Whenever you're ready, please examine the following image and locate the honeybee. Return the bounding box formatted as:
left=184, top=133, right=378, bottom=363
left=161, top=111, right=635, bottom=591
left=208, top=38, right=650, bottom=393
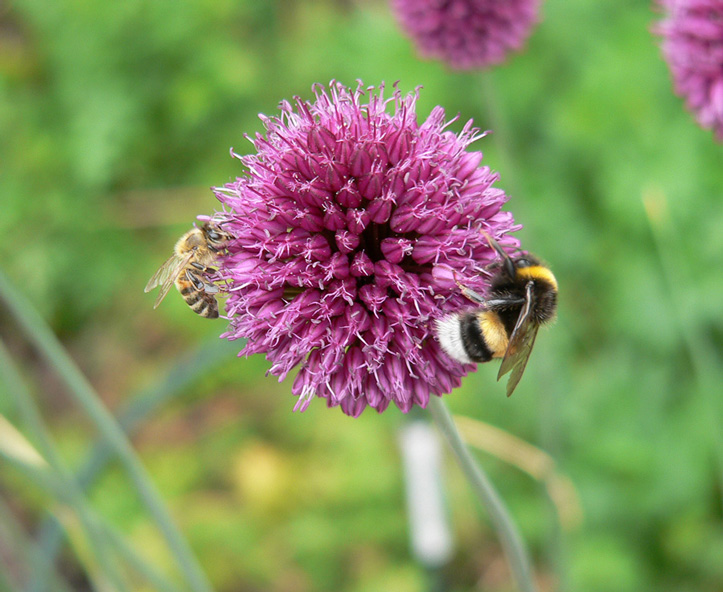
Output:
left=435, top=233, right=558, bottom=396
left=144, top=222, right=231, bottom=318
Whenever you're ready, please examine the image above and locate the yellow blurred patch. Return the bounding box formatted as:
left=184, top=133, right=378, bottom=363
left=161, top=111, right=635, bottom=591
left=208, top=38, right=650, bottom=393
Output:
left=232, top=440, right=293, bottom=514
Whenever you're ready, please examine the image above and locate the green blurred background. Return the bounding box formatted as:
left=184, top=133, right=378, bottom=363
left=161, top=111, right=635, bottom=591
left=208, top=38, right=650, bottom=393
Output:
left=1, top=0, right=722, bottom=590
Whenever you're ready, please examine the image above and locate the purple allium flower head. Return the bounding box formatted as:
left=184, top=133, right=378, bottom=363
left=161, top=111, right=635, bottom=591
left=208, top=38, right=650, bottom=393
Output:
left=391, top=0, right=541, bottom=70
left=211, top=81, right=520, bottom=416
left=656, top=0, right=723, bottom=140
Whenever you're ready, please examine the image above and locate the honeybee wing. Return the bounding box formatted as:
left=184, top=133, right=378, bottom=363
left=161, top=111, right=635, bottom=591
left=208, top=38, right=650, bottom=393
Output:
left=497, top=281, right=539, bottom=397
left=144, top=252, right=194, bottom=309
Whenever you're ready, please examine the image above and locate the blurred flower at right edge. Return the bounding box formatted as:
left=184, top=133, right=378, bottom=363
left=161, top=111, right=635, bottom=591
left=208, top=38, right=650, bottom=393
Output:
left=655, top=0, right=723, bottom=141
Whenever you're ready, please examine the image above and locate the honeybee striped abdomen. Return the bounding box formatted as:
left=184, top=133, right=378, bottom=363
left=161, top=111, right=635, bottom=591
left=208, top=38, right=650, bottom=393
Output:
left=144, top=222, right=230, bottom=318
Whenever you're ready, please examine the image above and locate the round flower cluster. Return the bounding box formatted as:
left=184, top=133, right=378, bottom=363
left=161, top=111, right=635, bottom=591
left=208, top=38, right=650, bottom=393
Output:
left=391, top=0, right=541, bottom=70
left=657, top=0, right=723, bottom=140
left=211, top=81, right=520, bottom=416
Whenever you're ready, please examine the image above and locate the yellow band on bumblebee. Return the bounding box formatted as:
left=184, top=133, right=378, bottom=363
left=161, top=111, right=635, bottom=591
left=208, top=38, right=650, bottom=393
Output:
left=516, top=265, right=558, bottom=290
left=477, top=311, right=509, bottom=358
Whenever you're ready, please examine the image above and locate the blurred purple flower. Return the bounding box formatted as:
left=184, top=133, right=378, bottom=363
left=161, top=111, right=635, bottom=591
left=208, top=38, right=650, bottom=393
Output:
left=656, top=0, right=723, bottom=140
left=391, top=0, right=541, bottom=70
left=211, top=81, right=519, bottom=416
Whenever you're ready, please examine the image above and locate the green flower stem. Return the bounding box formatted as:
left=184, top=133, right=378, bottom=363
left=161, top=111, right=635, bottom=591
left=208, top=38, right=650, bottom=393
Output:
left=0, top=269, right=213, bottom=592
left=427, top=395, right=537, bottom=592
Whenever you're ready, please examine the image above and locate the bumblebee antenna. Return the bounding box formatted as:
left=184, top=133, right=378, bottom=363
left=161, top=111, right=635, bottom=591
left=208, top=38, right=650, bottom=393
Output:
left=481, top=231, right=516, bottom=280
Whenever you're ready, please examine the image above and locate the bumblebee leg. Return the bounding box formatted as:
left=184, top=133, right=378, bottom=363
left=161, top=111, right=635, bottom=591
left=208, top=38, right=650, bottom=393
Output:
left=460, top=285, right=486, bottom=304
left=452, top=270, right=486, bottom=304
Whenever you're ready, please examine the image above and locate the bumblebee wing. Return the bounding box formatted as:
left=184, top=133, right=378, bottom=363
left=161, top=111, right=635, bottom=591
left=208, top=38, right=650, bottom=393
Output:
left=497, top=281, right=538, bottom=397
left=501, top=323, right=539, bottom=397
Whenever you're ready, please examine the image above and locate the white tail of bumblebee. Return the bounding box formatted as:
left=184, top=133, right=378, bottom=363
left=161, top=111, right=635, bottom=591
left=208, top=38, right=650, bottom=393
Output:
left=435, top=315, right=473, bottom=364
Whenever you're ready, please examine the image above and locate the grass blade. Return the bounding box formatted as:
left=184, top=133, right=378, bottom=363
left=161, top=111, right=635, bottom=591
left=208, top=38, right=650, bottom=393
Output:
left=0, top=565, right=19, bottom=592
left=642, top=188, right=723, bottom=504
left=453, top=415, right=583, bottom=531
left=0, top=410, right=181, bottom=592
left=1, top=339, right=187, bottom=592
left=0, top=413, right=119, bottom=592
left=0, top=498, right=75, bottom=592
left=31, top=338, right=237, bottom=592
left=0, top=269, right=213, bottom=592
left=0, top=339, right=132, bottom=591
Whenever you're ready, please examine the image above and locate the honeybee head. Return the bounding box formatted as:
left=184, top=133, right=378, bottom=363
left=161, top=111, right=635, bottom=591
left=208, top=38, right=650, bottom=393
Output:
left=202, top=223, right=231, bottom=247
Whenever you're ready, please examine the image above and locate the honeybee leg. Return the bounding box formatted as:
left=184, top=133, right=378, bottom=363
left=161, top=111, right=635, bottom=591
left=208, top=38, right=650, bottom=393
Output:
left=189, top=261, right=216, bottom=273
left=186, top=268, right=219, bottom=294
left=185, top=270, right=206, bottom=291
left=452, top=270, right=486, bottom=305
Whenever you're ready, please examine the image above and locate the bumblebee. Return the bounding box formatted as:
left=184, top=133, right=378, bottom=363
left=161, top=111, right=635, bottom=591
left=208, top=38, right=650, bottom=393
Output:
left=144, top=222, right=231, bottom=318
left=435, top=233, right=558, bottom=396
